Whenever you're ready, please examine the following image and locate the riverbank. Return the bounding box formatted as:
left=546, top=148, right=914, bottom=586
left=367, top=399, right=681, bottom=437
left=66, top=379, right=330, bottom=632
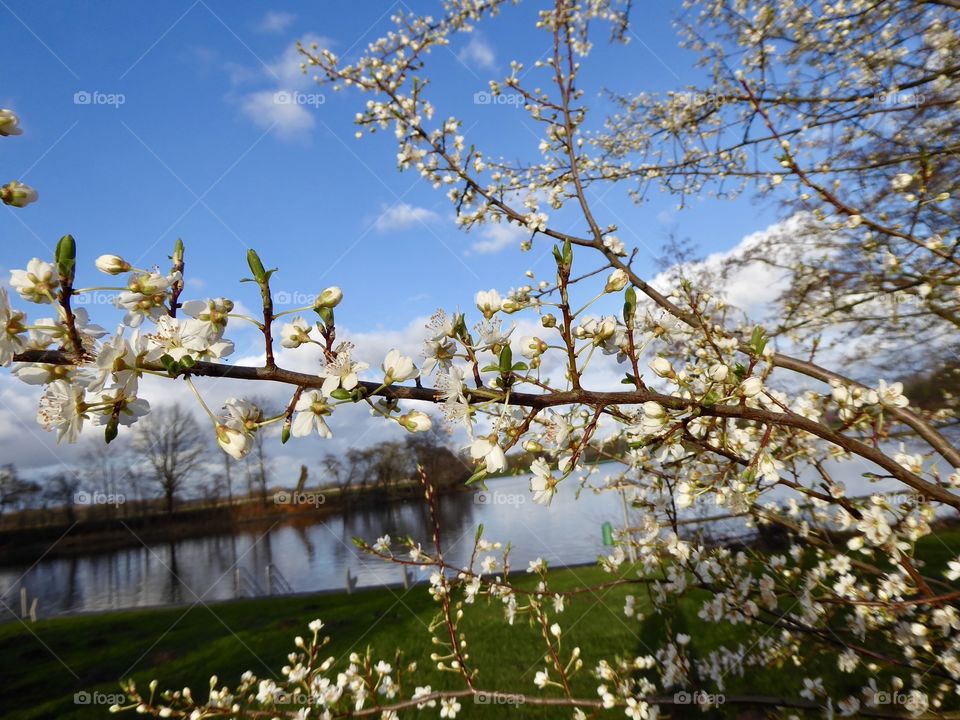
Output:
left=0, top=480, right=472, bottom=566
left=3, top=529, right=959, bottom=719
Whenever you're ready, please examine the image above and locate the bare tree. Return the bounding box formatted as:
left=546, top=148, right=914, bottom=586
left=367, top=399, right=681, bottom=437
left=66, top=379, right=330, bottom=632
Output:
left=44, top=473, right=81, bottom=523
left=0, top=464, right=39, bottom=516
left=132, top=404, right=206, bottom=514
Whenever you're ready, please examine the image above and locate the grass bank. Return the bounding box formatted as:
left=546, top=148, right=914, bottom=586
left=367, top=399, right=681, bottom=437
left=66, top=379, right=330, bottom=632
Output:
left=3, top=530, right=958, bottom=719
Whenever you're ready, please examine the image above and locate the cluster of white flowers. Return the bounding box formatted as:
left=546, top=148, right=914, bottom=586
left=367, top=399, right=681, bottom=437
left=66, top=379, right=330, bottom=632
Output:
left=4, top=1, right=960, bottom=715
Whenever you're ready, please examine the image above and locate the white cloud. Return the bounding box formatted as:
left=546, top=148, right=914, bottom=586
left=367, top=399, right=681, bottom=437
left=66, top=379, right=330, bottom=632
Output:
left=233, top=33, right=332, bottom=141
left=374, top=203, right=439, bottom=233
left=265, top=33, right=331, bottom=87
left=468, top=222, right=526, bottom=254
left=458, top=35, right=496, bottom=70
left=257, top=10, right=297, bottom=34
left=240, top=89, right=314, bottom=139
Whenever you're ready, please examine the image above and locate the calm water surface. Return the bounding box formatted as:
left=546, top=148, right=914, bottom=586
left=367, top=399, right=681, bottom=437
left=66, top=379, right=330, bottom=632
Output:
left=0, top=464, right=910, bottom=618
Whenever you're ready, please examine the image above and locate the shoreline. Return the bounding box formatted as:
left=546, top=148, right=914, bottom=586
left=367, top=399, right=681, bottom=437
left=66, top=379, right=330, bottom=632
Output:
left=0, top=480, right=473, bottom=566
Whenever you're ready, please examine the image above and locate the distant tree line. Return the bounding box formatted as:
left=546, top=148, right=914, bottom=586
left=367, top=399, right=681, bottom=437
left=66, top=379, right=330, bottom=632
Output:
left=0, top=402, right=468, bottom=527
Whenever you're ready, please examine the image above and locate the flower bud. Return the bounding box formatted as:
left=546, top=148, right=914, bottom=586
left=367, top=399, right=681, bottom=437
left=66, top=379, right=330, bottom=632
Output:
left=0, top=109, right=23, bottom=136
left=604, top=268, right=629, bottom=293
left=739, top=377, right=763, bottom=398
left=593, top=316, right=616, bottom=344
left=500, top=298, right=522, bottom=314
left=708, top=363, right=728, bottom=382
left=519, top=336, right=547, bottom=359
left=475, top=289, right=502, bottom=319
left=642, top=401, right=665, bottom=418
left=649, top=357, right=673, bottom=378
left=523, top=439, right=543, bottom=453
left=891, top=173, right=912, bottom=191
left=216, top=424, right=252, bottom=460
left=541, top=313, right=557, bottom=328
left=314, top=286, right=343, bottom=309
left=1, top=180, right=38, bottom=208
left=95, top=254, right=132, bottom=275
left=398, top=411, right=432, bottom=433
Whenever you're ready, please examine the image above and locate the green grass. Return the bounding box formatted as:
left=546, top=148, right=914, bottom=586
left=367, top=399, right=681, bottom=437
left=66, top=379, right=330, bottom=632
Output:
left=0, top=565, right=642, bottom=719
left=2, top=528, right=958, bottom=719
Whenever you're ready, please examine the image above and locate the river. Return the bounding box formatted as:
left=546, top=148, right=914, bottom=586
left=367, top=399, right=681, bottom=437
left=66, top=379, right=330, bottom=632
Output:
left=0, top=462, right=917, bottom=618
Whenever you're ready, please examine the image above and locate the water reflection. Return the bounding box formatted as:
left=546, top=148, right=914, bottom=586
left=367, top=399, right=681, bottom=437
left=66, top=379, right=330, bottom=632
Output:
left=0, top=463, right=918, bottom=618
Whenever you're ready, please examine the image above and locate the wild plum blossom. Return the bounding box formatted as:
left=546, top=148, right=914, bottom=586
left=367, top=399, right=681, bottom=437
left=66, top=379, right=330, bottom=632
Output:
left=470, top=435, right=506, bottom=473
left=11, top=362, right=75, bottom=385
left=381, top=349, right=418, bottom=384
left=10, top=259, right=58, bottom=304
left=439, top=698, right=461, bottom=718
left=0, top=288, right=26, bottom=365
left=144, top=315, right=233, bottom=362
left=280, top=316, right=312, bottom=348
left=90, top=386, right=150, bottom=427
left=87, top=331, right=141, bottom=393
left=530, top=458, right=557, bottom=505
left=945, top=558, right=960, bottom=582
left=412, top=686, right=436, bottom=709
left=181, top=298, right=232, bottom=341
left=291, top=390, right=333, bottom=439
left=876, top=379, right=909, bottom=408
left=319, top=342, right=367, bottom=395
left=37, top=380, right=87, bottom=443
left=475, top=289, right=502, bottom=319
left=602, top=235, right=625, bottom=255
left=116, top=270, right=180, bottom=327
left=518, top=335, right=547, bottom=360
left=856, top=505, right=892, bottom=546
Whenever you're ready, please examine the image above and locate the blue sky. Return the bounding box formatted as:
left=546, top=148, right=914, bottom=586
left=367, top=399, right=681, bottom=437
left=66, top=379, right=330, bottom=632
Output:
left=0, top=1, right=785, bottom=475
left=0, top=1, right=779, bottom=324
